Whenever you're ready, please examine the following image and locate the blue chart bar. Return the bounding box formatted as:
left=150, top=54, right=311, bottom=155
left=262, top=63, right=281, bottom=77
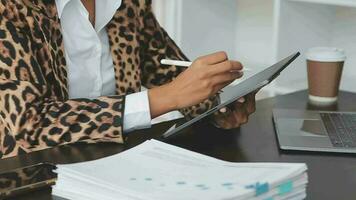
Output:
left=245, top=182, right=270, bottom=196
left=278, top=181, right=293, bottom=195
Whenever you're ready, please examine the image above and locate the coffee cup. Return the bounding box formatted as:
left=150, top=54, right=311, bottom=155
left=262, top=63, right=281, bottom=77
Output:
left=306, top=47, right=346, bottom=106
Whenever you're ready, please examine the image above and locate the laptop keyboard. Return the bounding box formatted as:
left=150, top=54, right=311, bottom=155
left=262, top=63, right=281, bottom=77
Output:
left=320, top=113, right=356, bottom=148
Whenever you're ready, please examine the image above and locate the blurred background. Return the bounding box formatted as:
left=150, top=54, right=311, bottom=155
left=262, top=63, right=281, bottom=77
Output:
left=152, top=0, right=356, bottom=100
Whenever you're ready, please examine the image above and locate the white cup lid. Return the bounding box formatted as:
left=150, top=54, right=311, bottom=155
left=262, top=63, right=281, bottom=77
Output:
left=306, top=47, right=346, bottom=62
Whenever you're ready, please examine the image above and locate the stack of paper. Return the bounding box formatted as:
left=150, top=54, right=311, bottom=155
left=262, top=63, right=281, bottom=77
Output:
left=52, top=140, right=308, bottom=200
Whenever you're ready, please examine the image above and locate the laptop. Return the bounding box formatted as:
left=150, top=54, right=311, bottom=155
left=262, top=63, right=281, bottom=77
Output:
left=162, top=52, right=300, bottom=139
left=273, top=109, right=356, bottom=153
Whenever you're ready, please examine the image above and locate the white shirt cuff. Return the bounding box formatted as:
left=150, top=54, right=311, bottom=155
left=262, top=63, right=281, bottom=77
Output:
left=123, top=91, right=152, bottom=133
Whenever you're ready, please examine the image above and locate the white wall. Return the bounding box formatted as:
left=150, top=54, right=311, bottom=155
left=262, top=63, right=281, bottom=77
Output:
left=153, top=0, right=183, bottom=46
left=179, top=0, right=238, bottom=60
left=332, top=6, right=356, bottom=92
left=235, top=0, right=275, bottom=67
left=275, top=1, right=356, bottom=94
left=275, top=1, right=335, bottom=92
left=153, top=0, right=356, bottom=99
left=154, top=0, right=239, bottom=61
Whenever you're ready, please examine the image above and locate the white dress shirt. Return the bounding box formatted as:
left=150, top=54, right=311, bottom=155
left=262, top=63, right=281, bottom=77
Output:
left=55, top=0, right=151, bottom=133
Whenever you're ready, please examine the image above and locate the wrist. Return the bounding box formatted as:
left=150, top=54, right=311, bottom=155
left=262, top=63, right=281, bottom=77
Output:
left=164, top=83, right=179, bottom=110
left=148, top=83, right=178, bottom=118
left=158, top=83, right=179, bottom=111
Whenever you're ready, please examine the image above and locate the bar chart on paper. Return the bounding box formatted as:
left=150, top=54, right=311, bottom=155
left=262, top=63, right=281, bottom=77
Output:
left=53, top=140, right=308, bottom=200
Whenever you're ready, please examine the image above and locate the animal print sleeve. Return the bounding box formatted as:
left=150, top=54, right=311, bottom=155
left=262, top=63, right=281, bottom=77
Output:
left=138, top=0, right=220, bottom=119
left=0, top=6, right=128, bottom=159
left=0, top=77, right=126, bottom=157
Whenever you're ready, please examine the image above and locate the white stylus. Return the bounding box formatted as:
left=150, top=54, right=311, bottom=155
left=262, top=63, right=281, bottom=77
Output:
left=161, top=59, right=192, bottom=67
left=160, top=59, right=252, bottom=72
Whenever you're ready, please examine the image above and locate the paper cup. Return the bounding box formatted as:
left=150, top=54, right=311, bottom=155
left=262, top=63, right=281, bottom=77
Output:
left=306, top=47, right=346, bottom=106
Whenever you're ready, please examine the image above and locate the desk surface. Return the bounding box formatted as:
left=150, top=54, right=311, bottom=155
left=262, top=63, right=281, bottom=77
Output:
left=2, top=90, right=356, bottom=200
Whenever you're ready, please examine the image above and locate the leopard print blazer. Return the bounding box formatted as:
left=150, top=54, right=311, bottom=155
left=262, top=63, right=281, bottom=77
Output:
left=0, top=0, right=218, bottom=159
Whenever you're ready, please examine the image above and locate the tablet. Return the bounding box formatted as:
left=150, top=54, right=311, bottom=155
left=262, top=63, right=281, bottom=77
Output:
left=162, top=52, right=300, bottom=139
left=0, top=163, right=57, bottom=198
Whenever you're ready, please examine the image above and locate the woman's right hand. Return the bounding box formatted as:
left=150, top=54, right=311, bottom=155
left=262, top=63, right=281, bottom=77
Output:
left=148, top=51, right=244, bottom=118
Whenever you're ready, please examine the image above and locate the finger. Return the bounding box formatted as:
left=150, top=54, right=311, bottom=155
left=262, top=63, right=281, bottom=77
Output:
left=222, top=112, right=237, bottom=129
left=213, top=112, right=231, bottom=129
left=210, top=60, right=243, bottom=74
left=247, top=99, right=256, bottom=114
left=245, top=93, right=256, bottom=114
left=196, top=51, right=228, bottom=65
left=233, top=108, right=249, bottom=125
left=219, top=107, right=227, bottom=113
left=249, top=102, right=256, bottom=114
left=238, top=97, right=245, bottom=103
left=248, top=91, right=258, bottom=98
left=233, top=97, right=247, bottom=110
left=231, top=98, right=245, bottom=110
left=214, top=108, right=237, bottom=129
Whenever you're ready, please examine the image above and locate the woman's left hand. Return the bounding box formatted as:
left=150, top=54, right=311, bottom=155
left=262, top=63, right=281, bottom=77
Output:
left=212, top=91, right=258, bottom=129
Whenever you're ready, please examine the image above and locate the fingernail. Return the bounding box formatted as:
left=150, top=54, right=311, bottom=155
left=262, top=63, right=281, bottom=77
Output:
left=219, top=108, right=227, bottom=113
left=238, top=97, right=245, bottom=103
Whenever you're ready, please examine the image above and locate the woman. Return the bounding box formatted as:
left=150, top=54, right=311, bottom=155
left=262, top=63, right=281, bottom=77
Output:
left=0, top=0, right=257, bottom=158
